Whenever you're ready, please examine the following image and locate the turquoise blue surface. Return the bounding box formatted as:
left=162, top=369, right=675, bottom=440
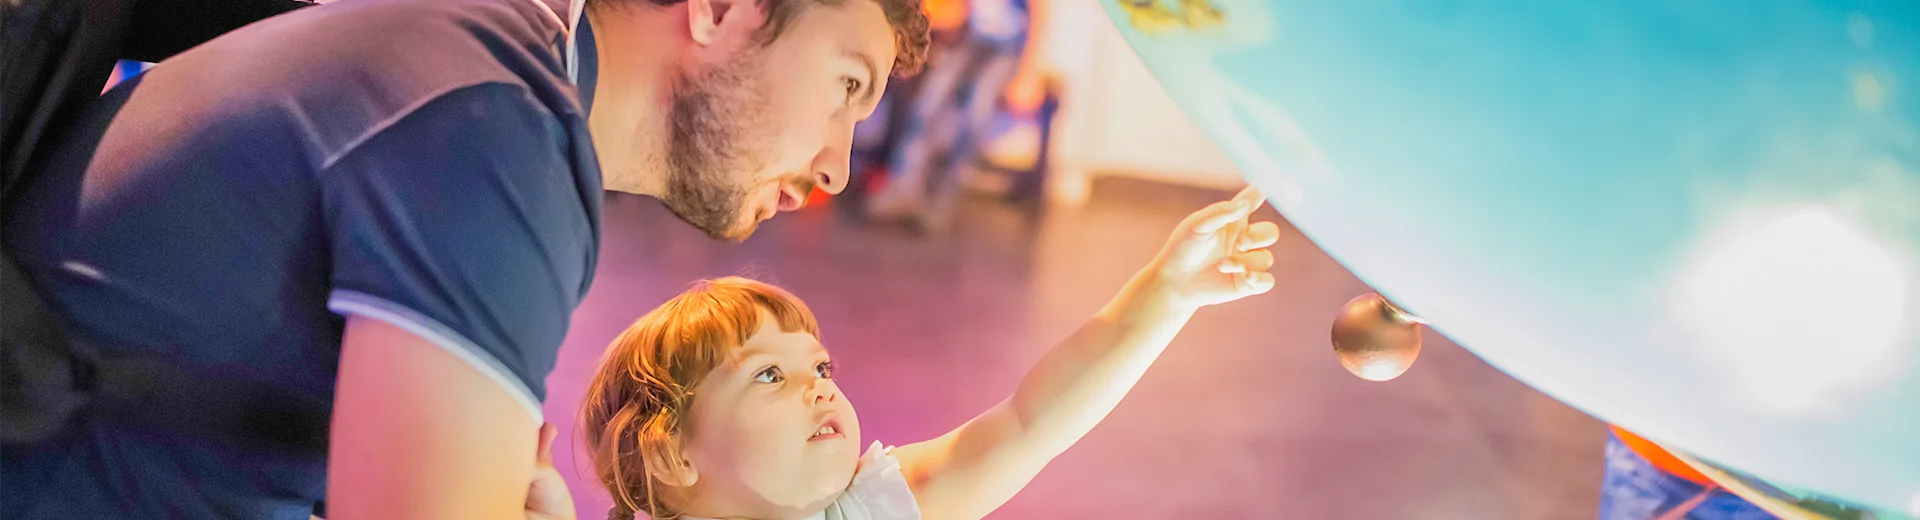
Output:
left=1099, top=0, right=1919, bottom=514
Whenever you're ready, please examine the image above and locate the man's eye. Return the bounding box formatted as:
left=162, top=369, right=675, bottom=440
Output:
left=843, top=77, right=863, bottom=99
left=754, top=367, right=782, bottom=384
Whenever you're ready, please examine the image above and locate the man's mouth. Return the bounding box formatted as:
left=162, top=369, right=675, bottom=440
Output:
left=777, top=185, right=806, bottom=212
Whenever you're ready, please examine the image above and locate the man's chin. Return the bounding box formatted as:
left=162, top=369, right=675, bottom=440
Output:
left=717, top=223, right=757, bottom=243
left=660, top=203, right=758, bottom=242
left=702, top=218, right=759, bottom=243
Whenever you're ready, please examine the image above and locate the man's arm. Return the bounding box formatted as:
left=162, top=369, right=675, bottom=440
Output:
left=326, top=316, right=539, bottom=520
left=316, top=84, right=595, bottom=520
left=891, top=188, right=1279, bottom=520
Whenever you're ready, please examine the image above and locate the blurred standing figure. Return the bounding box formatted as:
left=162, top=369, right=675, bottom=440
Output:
left=860, top=0, right=1050, bottom=234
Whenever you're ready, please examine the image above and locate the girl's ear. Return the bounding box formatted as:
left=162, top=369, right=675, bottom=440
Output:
left=645, top=434, right=700, bottom=488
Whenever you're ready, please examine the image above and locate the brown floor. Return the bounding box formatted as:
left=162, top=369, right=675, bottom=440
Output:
left=541, top=178, right=1607, bottom=519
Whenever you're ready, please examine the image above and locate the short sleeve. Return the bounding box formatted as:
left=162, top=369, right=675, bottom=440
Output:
left=320, top=83, right=595, bottom=420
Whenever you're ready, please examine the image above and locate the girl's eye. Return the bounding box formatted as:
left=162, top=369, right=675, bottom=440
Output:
left=754, top=366, right=783, bottom=384
left=815, top=361, right=834, bottom=379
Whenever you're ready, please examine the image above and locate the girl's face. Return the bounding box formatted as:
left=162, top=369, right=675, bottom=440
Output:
left=677, top=312, right=862, bottom=519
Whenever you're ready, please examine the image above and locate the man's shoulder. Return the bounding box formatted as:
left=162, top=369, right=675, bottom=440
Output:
left=193, top=0, right=564, bottom=75
left=334, top=82, right=574, bottom=169
left=144, top=0, right=578, bottom=166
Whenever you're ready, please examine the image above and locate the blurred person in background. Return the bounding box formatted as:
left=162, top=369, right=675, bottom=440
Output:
left=852, top=0, right=1052, bottom=234
left=843, top=0, right=965, bottom=183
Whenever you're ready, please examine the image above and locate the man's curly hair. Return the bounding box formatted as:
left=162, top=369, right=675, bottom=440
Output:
left=598, top=0, right=931, bottom=76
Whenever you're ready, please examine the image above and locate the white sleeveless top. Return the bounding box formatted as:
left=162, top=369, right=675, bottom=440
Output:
left=681, top=442, right=922, bottom=520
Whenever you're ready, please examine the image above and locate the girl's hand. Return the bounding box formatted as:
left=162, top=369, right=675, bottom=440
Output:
left=1146, top=186, right=1281, bottom=309
left=891, top=187, right=1282, bottom=520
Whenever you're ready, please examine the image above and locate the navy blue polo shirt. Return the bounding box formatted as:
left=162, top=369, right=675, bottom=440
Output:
left=0, top=0, right=603, bottom=516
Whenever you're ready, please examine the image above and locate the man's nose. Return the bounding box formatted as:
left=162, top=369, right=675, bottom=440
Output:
left=810, top=121, right=855, bottom=195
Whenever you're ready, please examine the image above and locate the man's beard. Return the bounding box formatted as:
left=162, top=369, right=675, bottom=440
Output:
left=661, top=52, right=773, bottom=241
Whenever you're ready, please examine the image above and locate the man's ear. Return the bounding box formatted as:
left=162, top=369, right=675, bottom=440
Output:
left=685, top=0, right=760, bottom=47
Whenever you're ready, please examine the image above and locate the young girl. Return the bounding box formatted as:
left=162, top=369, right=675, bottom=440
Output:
left=582, top=187, right=1280, bottom=520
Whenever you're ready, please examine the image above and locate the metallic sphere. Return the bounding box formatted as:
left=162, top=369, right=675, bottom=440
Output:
left=1330, top=293, right=1423, bottom=382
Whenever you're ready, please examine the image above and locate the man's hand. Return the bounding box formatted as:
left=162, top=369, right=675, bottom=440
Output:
left=1147, top=186, right=1281, bottom=309
left=525, top=423, right=576, bottom=520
